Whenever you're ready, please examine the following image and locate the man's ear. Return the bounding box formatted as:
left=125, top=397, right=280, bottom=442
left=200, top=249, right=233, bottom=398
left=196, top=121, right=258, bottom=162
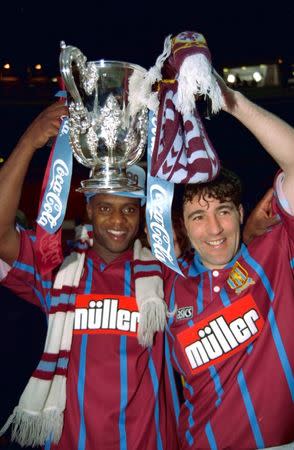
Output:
left=239, top=204, right=244, bottom=225
left=86, top=202, right=93, bottom=221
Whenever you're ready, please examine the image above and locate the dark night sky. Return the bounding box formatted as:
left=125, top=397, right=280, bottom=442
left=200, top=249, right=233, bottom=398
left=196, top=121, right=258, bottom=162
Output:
left=1, top=3, right=294, bottom=73
left=1, top=2, right=294, bottom=214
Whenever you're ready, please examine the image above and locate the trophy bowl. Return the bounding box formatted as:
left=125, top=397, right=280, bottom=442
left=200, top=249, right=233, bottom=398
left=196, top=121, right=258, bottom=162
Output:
left=59, top=42, right=148, bottom=193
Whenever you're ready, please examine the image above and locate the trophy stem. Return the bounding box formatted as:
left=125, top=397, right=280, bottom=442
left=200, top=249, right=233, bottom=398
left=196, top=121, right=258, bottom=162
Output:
left=76, top=164, right=142, bottom=193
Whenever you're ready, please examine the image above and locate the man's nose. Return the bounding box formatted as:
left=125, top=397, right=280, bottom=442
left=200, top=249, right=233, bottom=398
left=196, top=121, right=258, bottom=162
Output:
left=110, top=210, right=125, bottom=225
left=207, top=214, right=223, bottom=235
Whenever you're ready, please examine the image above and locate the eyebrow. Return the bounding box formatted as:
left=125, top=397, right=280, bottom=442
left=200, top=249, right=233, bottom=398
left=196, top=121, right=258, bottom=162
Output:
left=95, top=201, right=139, bottom=208
left=186, top=202, right=234, bottom=220
left=121, top=202, right=140, bottom=208
left=94, top=201, right=112, bottom=207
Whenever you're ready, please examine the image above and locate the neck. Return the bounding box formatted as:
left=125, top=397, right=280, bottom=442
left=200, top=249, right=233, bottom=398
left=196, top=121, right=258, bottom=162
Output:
left=92, top=241, right=132, bottom=264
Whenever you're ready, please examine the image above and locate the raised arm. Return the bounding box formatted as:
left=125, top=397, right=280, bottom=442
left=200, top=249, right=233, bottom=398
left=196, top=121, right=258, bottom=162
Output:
left=0, top=102, right=68, bottom=265
left=215, top=72, right=294, bottom=211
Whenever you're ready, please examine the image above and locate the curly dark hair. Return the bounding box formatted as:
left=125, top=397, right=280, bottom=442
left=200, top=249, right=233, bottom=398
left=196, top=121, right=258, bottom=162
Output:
left=183, top=167, right=242, bottom=208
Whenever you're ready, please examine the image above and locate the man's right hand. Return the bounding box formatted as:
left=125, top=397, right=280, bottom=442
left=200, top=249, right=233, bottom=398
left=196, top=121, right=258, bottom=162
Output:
left=243, top=188, right=281, bottom=245
left=18, top=102, right=68, bottom=152
left=0, top=102, right=68, bottom=267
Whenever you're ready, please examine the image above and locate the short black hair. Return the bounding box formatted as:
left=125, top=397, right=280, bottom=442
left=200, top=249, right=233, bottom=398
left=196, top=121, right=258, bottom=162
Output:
left=183, top=167, right=242, bottom=209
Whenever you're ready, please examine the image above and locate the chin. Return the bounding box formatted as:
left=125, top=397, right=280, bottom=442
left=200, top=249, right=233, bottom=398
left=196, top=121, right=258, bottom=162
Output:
left=109, top=241, right=132, bottom=253
left=108, top=244, right=127, bottom=254
left=206, top=256, right=231, bottom=269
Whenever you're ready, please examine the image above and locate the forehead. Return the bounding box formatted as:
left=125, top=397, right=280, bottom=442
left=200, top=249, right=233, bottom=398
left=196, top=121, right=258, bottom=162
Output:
left=184, top=195, right=234, bottom=212
left=90, top=193, right=140, bottom=207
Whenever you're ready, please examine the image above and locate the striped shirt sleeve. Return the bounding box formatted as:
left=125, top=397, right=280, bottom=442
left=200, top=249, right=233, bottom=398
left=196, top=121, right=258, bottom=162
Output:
left=1, top=229, right=53, bottom=312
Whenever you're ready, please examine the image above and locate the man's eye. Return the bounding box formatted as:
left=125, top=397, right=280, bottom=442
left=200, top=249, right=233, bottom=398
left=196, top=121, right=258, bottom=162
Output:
left=123, top=207, right=136, bottom=214
left=99, top=206, right=110, bottom=213
left=219, top=209, right=230, bottom=215
left=192, top=215, right=203, bottom=221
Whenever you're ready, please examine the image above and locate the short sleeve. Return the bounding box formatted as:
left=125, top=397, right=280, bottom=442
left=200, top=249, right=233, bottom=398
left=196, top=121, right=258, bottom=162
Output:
left=1, top=229, right=53, bottom=312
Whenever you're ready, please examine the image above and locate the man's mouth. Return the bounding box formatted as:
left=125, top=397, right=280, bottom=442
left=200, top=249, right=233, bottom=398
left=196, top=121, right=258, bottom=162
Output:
left=107, top=229, right=127, bottom=239
left=206, top=238, right=226, bottom=247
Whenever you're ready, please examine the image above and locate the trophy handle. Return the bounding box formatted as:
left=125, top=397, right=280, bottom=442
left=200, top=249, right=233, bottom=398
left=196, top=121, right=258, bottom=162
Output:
left=59, top=41, right=99, bottom=104
left=59, top=42, right=99, bottom=167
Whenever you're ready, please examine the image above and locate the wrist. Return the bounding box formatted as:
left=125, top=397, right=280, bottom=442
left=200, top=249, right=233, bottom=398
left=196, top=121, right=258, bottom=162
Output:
left=225, top=90, right=244, bottom=117
left=16, top=135, right=39, bottom=156
left=229, top=91, right=254, bottom=120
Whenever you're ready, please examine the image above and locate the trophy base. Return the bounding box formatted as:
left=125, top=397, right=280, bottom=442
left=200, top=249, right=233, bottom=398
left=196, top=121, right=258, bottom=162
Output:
left=76, top=166, right=142, bottom=194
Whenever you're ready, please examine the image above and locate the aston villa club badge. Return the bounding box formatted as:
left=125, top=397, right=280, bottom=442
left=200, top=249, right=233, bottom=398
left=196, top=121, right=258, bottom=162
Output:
left=227, top=261, right=255, bottom=294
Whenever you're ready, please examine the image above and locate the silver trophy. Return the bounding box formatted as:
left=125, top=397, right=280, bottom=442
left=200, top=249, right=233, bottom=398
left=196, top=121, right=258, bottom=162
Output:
left=59, top=42, right=148, bottom=193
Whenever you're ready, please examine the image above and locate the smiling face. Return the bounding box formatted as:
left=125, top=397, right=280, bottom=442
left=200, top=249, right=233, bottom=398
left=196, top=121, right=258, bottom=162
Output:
left=183, top=195, right=244, bottom=270
left=86, top=194, right=141, bottom=263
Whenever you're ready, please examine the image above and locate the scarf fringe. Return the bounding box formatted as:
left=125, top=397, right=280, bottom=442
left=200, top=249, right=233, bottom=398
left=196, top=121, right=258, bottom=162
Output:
left=3, top=407, right=63, bottom=447
left=133, top=239, right=170, bottom=347
left=137, top=299, right=167, bottom=347
left=154, top=34, right=172, bottom=72
left=128, top=35, right=172, bottom=116
left=128, top=68, right=160, bottom=116
left=128, top=69, right=149, bottom=117
left=177, top=54, right=223, bottom=115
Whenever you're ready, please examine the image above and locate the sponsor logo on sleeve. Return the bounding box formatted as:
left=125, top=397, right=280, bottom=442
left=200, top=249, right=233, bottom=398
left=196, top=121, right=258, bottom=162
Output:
left=176, top=306, right=194, bottom=320
left=73, top=294, right=139, bottom=337
left=177, top=294, right=264, bottom=374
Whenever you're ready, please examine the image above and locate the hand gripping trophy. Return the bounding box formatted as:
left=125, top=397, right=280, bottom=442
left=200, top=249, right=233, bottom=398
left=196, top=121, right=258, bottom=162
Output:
left=59, top=42, right=148, bottom=193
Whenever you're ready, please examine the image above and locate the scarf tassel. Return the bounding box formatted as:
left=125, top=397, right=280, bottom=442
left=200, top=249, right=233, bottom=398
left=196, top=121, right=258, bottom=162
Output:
left=177, top=53, right=223, bottom=115
left=137, top=298, right=167, bottom=347
left=2, top=407, right=63, bottom=447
